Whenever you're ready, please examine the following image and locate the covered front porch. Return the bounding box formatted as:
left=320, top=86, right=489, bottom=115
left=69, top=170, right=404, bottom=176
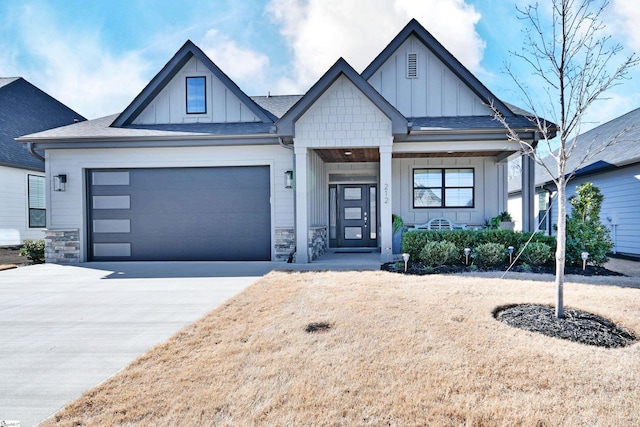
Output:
left=292, top=144, right=536, bottom=265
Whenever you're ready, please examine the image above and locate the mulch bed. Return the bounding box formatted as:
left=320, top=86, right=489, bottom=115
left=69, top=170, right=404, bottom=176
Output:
left=381, top=262, right=624, bottom=276
left=382, top=262, right=636, bottom=348
left=494, top=304, right=638, bottom=348
left=0, top=246, right=30, bottom=270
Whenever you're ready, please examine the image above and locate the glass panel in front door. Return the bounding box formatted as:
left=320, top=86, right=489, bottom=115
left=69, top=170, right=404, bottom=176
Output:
left=336, top=184, right=377, bottom=248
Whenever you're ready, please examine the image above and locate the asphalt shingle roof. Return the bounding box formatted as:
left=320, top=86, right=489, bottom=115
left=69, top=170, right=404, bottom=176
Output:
left=409, top=115, right=535, bottom=131
left=251, top=95, right=303, bottom=120
left=508, top=106, right=640, bottom=193
left=0, top=77, right=85, bottom=170
left=20, top=114, right=278, bottom=141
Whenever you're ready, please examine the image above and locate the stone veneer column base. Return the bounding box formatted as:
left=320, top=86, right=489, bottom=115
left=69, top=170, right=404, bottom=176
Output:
left=44, top=229, right=80, bottom=264
left=275, top=228, right=295, bottom=262
left=308, top=226, right=327, bottom=261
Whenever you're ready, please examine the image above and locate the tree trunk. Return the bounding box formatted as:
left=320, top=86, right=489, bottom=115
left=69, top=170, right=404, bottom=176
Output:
left=555, top=177, right=567, bottom=318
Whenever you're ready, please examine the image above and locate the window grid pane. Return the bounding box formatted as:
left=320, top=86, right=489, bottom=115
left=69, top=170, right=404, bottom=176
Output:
left=28, top=175, right=46, bottom=228
left=186, top=76, right=206, bottom=114
left=414, top=169, right=442, bottom=188
left=414, top=188, right=442, bottom=207
left=413, top=168, right=474, bottom=208
left=445, top=169, right=473, bottom=187
left=445, top=188, right=473, bottom=207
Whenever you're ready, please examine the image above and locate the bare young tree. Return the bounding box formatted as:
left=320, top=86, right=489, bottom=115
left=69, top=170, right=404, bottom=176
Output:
left=493, top=0, right=638, bottom=318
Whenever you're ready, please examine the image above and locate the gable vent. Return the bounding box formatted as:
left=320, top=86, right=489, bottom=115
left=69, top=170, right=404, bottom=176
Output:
left=407, top=52, right=418, bottom=79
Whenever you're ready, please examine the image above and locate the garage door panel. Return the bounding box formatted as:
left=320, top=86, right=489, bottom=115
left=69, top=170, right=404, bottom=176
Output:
left=130, top=189, right=269, bottom=214
left=89, top=166, right=271, bottom=261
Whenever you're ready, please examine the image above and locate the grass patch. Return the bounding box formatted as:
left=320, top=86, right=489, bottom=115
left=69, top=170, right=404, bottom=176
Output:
left=45, top=271, right=640, bottom=426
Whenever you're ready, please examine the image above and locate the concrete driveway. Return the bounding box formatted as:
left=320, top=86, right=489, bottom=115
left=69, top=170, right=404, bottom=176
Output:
left=0, top=261, right=276, bottom=426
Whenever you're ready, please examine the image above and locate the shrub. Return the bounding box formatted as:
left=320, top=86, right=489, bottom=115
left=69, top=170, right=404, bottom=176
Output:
left=565, top=183, right=613, bottom=267
left=519, top=232, right=556, bottom=249
left=419, top=241, right=458, bottom=267
left=392, top=214, right=404, bottom=234
left=401, top=228, right=557, bottom=267
left=489, top=211, right=513, bottom=229
left=477, top=229, right=520, bottom=250
left=519, top=242, right=553, bottom=266
left=473, top=242, right=506, bottom=267
left=403, top=229, right=479, bottom=259
left=20, top=238, right=45, bottom=263
left=401, top=231, right=430, bottom=261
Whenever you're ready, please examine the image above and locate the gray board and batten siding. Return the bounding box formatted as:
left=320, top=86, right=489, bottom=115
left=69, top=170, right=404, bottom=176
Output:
left=88, top=166, right=271, bottom=261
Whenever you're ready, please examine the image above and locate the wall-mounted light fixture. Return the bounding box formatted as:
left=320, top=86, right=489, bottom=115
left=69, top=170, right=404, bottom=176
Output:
left=284, top=170, right=293, bottom=189
left=53, top=174, right=67, bottom=192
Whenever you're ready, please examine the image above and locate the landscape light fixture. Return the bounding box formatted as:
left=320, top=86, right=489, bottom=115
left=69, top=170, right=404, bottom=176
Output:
left=284, top=171, right=293, bottom=189
left=402, top=253, right=410, bottom=272
left=53, top=174, right=67, bottom=192
left=581, top=251, right=589, bottom=271
left=508, top=246, right=514, bottom=263
left=464, top=247, right=471, bottom=265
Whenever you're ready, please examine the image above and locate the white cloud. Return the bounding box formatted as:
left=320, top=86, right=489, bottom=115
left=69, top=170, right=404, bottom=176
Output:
left=200, top=29, right=271, bottom=95
left=8, top=4, right=151, bottom=119
left=610, top=0, right=640, bottom=51
left=266, top=0, right=485, bottom=94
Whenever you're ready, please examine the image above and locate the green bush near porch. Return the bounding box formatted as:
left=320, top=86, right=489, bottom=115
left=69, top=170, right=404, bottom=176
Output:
left=401, top=229, right=556, bottom=266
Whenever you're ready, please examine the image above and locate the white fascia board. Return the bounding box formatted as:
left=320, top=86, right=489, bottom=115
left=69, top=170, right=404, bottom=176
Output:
left=393, top=140, right=523, bottom=153
left=24, top=134, right=280, bottom=150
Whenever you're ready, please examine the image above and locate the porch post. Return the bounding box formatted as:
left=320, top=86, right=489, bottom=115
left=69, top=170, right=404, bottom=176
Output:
left=294, top=146, right=309, bottom=263
left=521, top=154, right=536, bottom=232
left=379, top=145, right=393, bottom=264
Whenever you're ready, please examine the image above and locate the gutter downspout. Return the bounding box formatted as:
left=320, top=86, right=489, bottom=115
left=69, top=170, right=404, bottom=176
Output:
left=27, top=142, right=45, bottom=162
left=279, top=137, right=296, bottom=263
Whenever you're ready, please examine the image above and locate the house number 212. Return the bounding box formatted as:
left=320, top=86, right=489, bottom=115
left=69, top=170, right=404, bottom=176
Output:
left=384, top=183, right=389, bottom=204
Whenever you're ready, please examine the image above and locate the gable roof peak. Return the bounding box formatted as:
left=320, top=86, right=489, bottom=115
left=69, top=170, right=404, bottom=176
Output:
left=112, top=40, right=273, bottom=127
left=362, top=18, right=514, bottom=117
left=277, top=56, right=407, bottom=137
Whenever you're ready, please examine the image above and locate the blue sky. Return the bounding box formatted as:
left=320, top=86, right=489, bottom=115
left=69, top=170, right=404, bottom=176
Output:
left=1, top=0, right=639, bottom=135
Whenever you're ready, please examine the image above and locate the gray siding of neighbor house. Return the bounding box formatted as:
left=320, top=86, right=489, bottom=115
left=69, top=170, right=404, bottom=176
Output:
left=551, top=164, right=640, bottom=257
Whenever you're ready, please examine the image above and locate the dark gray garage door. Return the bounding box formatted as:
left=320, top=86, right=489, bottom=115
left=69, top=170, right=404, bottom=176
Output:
left=88, top=166, right=271, bottom=261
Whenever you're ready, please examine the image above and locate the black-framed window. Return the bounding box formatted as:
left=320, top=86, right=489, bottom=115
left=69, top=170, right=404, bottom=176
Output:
left=28, top=174, right=46, bottom=228
left=186, top=76, right=206, bottom=114
left=413, top=168, right=474, bottom=208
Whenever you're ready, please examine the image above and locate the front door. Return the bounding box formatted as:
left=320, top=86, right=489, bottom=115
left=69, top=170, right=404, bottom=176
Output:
left=333, top=184, right=377, bottom=248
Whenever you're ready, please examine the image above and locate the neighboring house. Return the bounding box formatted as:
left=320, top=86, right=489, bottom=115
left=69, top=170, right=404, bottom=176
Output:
left=0, top=77, right=85, bottom=246
left=18, top=19, right=547, bottom=264
left=508, top=107, right=640, bottom=257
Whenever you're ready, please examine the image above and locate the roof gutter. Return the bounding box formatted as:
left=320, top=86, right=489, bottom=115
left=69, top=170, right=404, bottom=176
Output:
left=27, top=142, right=45, bottom=162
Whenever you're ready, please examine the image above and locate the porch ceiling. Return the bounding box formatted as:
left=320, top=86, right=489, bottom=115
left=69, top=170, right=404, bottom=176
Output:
left=315, top=148, right=380, bottom=162
left=314, top=148, right=505, bottom=162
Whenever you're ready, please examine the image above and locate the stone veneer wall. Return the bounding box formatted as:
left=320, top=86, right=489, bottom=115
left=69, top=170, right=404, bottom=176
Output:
left=44, top=229, right=80, bottom=264
left=275, top=228, right=295, bottom=262
left=308, top=226, right=327, bottom=261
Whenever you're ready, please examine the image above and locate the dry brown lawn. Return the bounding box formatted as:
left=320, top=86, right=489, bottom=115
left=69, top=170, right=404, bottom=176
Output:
left=44, top=271, right=640, bottom=426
